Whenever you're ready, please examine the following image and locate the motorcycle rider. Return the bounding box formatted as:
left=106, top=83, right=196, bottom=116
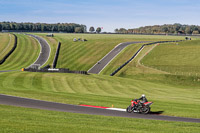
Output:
left=132, top=94, right=148, bottom=110
left=138, top=94, right=148, bottom=103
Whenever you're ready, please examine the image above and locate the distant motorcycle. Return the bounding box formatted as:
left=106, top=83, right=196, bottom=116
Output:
left=126, top=99, right=153, bottom=114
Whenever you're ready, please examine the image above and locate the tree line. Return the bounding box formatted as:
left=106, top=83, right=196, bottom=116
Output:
left=0, top=22, right=87, bottom=33
left=115, top=23, right=200, bottom=34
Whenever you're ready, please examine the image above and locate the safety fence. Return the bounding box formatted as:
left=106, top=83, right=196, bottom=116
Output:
left=53, top=42, right=61, bottom=68
left=110, top=40, right=184, bottom=76
left=0, top=34, right=17, bottom=65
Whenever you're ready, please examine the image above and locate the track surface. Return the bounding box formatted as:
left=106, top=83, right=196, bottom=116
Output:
left=88, top=41, right=150, bottom=74
left=0, top=70, right=19, bottom=72
left=0, top=94, right=199, bottom=123
left=28, top=34, right=50, bottom=68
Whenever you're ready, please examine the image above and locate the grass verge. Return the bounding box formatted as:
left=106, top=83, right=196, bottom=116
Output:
left=0, top=34, right=40, bottom=70
left=0, top=71, right=199, bottom=118
left=0, top=104, right=199, bottom=133
left=0, top=33, right=15, bottom=60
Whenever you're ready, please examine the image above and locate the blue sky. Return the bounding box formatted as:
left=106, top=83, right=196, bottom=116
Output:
left=0, top=0, right=200, bottom=32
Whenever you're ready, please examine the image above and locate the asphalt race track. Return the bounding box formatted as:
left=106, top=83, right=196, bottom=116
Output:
left=28, top=34, right=50, bottom=68
left=88, top=41, right=150, bottom=74
left=0, top=94, right=199, bottom=123
left=0, top=70, right=19, bottom=72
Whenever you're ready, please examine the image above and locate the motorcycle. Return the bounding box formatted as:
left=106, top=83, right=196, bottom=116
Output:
left=126, top=99, right=153, bottom=114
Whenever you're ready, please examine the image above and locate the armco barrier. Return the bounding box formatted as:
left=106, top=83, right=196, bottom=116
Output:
left=0, top=34, right=17, bottom=64
left=24, top=68, right=88, bottom=75
left=53, top=42, right=61, bottom=68
left=110, top=40, right=184, bottom=76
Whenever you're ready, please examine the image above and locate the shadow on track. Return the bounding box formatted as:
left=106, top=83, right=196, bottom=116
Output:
left=149, top=111, right=164, bottom=115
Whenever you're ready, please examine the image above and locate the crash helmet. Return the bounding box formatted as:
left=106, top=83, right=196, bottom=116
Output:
left=141, top=94, right=145, bottom=98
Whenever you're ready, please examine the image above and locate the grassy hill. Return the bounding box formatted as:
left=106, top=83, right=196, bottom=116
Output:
left=0, top=33, right=10, bottom=53
left=0, top=33, right=199, bottom=132
left=50, top=34, right=184, bottom=71
left=141, top=40, right=200, bottom=76
left=0, top=33, right=15, bottom=61
left=0, top=71, right=199, bottom=118
left=0, top=34, right=40, bottom=70
left=101, top=38, right=200, bottom=87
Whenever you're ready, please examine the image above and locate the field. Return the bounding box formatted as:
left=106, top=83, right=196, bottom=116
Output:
left=0, top=33, right=200, bottom=132
left=0, top=34, right=40, bottom=70
left=141, top=40, right=200, bottom=76
left=47, top=34, right=184, bottom=71
left=0, top=33, right=15, bottom=61
left=112, top=39, right=200, bottom=87
left=1, top=104, right=199, bottom=133
left=0, top=71, right=200, bottom=118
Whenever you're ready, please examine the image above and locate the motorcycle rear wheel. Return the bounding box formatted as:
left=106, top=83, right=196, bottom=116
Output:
left=142, top=106, right=151, bottom=114
left=126, top=105, right=133, bottom=113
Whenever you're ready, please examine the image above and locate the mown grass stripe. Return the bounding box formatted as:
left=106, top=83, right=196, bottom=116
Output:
left=0, top=34, right=40, bottom=70
left=0, top=33, right=10, bottom=56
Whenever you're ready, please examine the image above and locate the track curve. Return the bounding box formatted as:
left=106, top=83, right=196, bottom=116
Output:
left=88, top=41, right=150, bottom=74
left=0, top=94, right=199, bottom=123
left=27, top=34, right=51, bottom=68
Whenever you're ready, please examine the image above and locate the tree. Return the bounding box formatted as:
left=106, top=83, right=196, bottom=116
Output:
left=0, top=23, right=2, bottom=31
left=114, top=28, right=119, bottom=33
left=96, top=27, right=101, bottom=33
left=0, top=21, right=87, bottom=33
left=75, top=27, right=84, bottom=33
left=174, top=23, right=181, bottom=32
left=162, top=27, right=169, bottom=34
left=119, top=28, right=127, bottom=33
left=82, top=25, right=87, bottom=32
left=89, top=26, right=95, bottom=32
left=185, top=27, right=191, bottom=34
left=192, top=30, right=199, bottom=35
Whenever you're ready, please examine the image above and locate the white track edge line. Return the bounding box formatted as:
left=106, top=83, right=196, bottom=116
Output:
left=106, top=108, right=126, bottom=112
